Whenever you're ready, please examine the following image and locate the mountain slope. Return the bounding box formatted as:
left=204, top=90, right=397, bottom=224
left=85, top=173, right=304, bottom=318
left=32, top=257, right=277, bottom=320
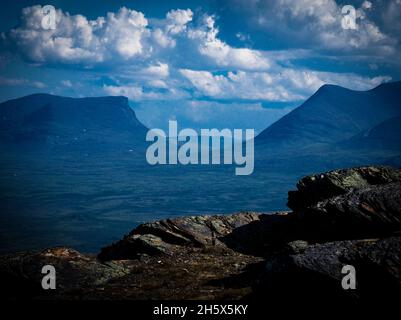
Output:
left=256, top=81, right=401, bottom=149
left=0, top=93, right=148, bottom=151
left=339, top=115, right=401, bottom=151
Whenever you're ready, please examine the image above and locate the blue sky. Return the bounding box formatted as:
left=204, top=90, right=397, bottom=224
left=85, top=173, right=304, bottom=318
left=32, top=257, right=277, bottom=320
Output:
left=0, top=0, right=400, bottom=132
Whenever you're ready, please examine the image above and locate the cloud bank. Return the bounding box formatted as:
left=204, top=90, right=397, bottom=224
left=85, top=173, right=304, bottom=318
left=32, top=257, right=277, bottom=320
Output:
left=2, top=4, right=393, bottom=104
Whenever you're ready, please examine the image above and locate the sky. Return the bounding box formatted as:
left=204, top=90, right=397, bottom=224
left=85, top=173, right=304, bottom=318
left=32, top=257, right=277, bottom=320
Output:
left=0, top=0, right=400, bottom=132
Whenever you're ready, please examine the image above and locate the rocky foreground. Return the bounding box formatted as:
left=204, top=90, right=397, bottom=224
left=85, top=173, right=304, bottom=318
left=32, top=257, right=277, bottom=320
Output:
left=1, top=166, right=401, bottom=301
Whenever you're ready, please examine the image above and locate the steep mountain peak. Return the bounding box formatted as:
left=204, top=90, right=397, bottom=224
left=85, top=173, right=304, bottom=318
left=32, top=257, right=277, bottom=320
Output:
left=304, top=83, right=351, bottom=105
left=316, top=83, right=345, bottom=92
left=256, top=81, right=401, bottom=149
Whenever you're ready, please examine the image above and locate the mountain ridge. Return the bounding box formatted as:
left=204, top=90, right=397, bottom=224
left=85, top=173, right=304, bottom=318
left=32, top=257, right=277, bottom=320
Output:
left=256, top=80, right=401, bottom=149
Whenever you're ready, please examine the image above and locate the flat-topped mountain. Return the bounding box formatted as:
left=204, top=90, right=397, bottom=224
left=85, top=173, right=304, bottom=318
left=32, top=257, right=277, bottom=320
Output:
left=0, top=94, right=148, bottom=151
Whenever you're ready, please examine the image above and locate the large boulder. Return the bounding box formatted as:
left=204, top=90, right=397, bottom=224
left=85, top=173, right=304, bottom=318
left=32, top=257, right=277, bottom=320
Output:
left=98, top=212, right=264, bottom=260
left=288, top=166, right=401, bottom=211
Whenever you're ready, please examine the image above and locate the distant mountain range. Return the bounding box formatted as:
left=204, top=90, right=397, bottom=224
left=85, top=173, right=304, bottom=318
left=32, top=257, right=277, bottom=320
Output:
left=0, top=81, right=400, bottom=160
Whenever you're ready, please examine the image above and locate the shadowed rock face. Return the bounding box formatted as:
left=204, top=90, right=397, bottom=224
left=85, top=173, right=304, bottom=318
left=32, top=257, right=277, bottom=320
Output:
left=299, top=183, right=401, bottom=241
left=255, top=237, right=401, bottom=302
left=0, top=248, right=134, bottom=299
left=1, top=165, right=400, bottom=302
left=291, top=237, right=401, bottom=284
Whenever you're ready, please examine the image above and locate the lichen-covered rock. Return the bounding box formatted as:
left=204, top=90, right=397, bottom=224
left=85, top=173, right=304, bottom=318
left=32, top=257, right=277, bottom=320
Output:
left=98, top=212, right=263, bottom=260
left=288, top=166, right=401, bottom=211
left=286, top=240, right=309, bottom=254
